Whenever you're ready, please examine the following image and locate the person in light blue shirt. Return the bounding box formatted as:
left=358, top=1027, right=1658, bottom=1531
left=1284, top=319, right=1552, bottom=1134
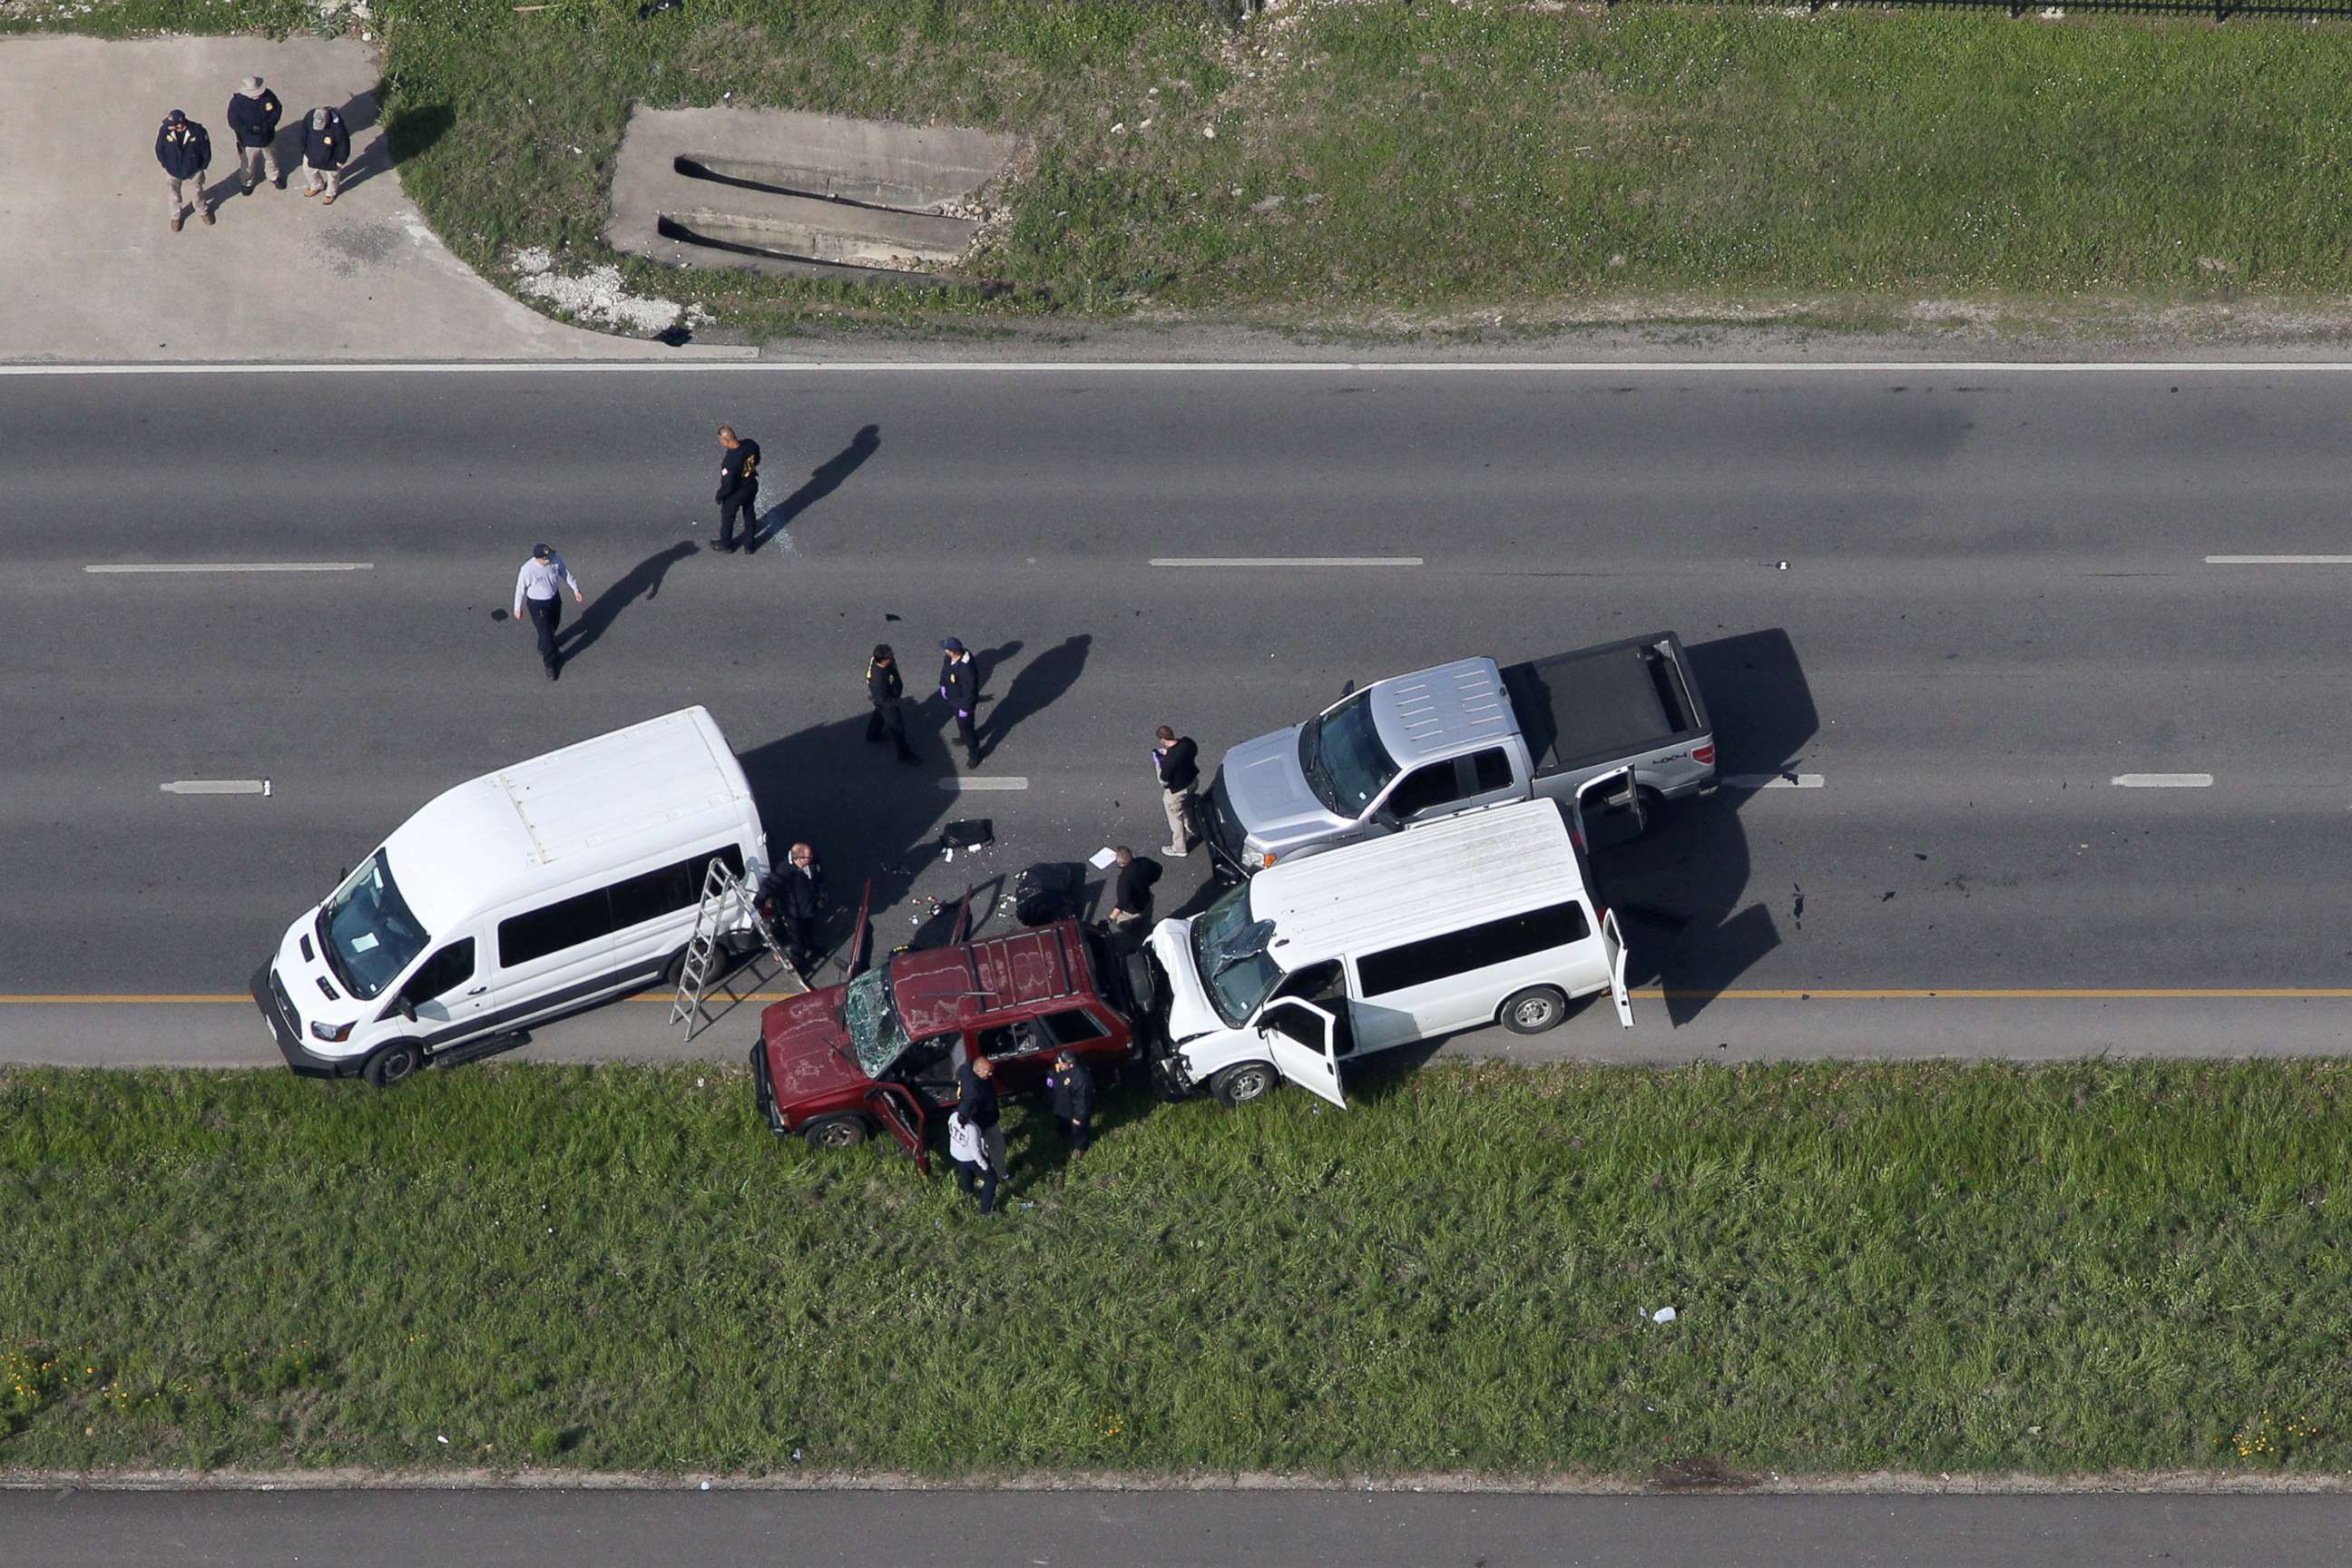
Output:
left=512, top=543, right=583, bottom=681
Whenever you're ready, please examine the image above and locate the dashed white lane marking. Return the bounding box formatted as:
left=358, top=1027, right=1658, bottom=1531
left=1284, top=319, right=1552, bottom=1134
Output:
left=86, top=562, right=374, bottom=574
left=161, top=779, right=270, bottom=796
left=1725, top=772, right=1825, bottom=789
left=17, top=361, right=2352, bottom=376
left=2112, top=773, right=2214, bottom=788
left=2204, top=555, right=2352, bottom=565
left=1148, top=556, right=1424, bottom=568
left=939, top=777, right=1030, bottom=791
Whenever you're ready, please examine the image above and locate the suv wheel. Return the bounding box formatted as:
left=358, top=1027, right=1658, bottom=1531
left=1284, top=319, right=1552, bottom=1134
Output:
left=362, top=1040, right=423, bottom=1089
left=1210, top=1061, right=1277, bottom=1107
left=802, top=1113, right=871, bottom=1151
left=1500, top=985, right=1568, bottom=1034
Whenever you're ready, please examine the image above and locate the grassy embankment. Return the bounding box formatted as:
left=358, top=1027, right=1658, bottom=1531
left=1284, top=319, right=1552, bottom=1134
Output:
left=4, top=1057, right=2348, bottom=1476
left=14, top=0, right=2352, bottom=333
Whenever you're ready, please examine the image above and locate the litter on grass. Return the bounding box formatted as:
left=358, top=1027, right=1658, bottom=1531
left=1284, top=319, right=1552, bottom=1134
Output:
left=1651, top=1306, right=1679, bottom=1324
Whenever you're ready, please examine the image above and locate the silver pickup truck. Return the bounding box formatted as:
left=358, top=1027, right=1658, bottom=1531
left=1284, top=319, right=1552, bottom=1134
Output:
left=1200, top=632, right=1715, bottom=875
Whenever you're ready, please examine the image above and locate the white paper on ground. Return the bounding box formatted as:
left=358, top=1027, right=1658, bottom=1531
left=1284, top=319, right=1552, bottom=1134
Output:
left=1089, top=847, right=1119, bottom=869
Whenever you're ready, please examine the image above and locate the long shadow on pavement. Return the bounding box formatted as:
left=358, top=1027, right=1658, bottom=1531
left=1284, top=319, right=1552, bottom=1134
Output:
left=750, top=424, right=880, bottom=550
left=557, top=539, right=699, bottom=667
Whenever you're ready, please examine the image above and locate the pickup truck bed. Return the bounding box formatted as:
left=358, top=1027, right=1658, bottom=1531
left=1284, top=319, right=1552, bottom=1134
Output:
left=1500, top=632, right=1706, bottom=777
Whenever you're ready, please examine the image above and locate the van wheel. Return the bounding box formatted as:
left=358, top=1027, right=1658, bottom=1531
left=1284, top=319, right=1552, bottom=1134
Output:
left=1500, top=986, right=1568, bottom=1034
left=362, top=1040, right=424, bottom=1089
left=802, top=1114, right=871, bottom=1151
left=1210, top=1062, right=1278, bottom=1107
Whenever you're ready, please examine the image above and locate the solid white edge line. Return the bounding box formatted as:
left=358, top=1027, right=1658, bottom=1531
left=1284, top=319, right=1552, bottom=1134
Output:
left=2204, top=555, right=2352, bottom=565
left=2112, top=773, right=2215, bottom=788
left=15, top=360, right=2352, bottom=376
left=161, top=779, right=270, bottom=795
left=1149, top=556, right=1424, bottom=568
left=86, top=563, right=374, bottom=574
left=1724, top=773, right=1826, bottom=789
left=938, top=777, right=1030, bottom=791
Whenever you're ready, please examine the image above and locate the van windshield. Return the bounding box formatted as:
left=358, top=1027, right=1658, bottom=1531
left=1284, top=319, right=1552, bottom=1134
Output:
left=318, top=851, right=430, bottom=1001
left=1191, top=883, right=1283, bottom=1028
left=1300, top=691, right=1397, bottom=817
left=843, top=966, right=913, bottom=1078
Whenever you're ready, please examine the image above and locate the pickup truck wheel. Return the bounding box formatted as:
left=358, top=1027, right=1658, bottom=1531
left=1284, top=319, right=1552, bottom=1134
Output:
left=361, top=1039, right=423, bottom=1089
left=1210, top=1061, right=1278, bottom=1107
left=802, top=1113, right=871, bottom=1151
left=1500, top=986, right=1568, bottom=1034
left=1637, top=786, right=1667, bottom=831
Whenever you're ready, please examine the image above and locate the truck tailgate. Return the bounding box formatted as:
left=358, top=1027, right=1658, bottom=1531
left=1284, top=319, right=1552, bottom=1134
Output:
left=1502, top=632, right=1708, bottom=774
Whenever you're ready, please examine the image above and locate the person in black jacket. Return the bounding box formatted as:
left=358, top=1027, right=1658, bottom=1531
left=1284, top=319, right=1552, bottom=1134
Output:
left=299, top=106, right=349, bottom=204
left=954, top=1054, right=1005, bottom=1213
left=1046, top=1050, right=1097, bottom=1158
left=938, top=637, right=980, bottom=769
left=713, top=426, right=761, bottom=552
left=226, top=76, right=283, bottom=193
left=754, top=842, right=824, bottom=975
left=863, top=644, right=918, bottom=764
left=155, top=110, right=213, bottom=232
left=1152, top=724, right=1200, bottom=858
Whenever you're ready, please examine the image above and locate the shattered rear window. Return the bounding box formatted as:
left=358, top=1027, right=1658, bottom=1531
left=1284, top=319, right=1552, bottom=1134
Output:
left=843, top=967, right=911, bottom=1078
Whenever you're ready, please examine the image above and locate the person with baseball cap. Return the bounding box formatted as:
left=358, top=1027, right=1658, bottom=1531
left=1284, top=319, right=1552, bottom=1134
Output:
left=937, top=637, right=979, bottom=769
left=155, top=109, right=214, bottom=232
left=512, top=543, right=583, bottom=681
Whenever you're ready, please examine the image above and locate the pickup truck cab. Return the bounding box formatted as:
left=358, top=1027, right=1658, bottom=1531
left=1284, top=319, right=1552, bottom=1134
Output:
left=750, top=918, right=1152, bottom=1161
left=1200, top=632, right=1713, bottom=875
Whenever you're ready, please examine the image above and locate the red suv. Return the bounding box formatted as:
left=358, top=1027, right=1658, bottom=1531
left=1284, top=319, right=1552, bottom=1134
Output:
left=750, top=917, right=1154, bottom=1163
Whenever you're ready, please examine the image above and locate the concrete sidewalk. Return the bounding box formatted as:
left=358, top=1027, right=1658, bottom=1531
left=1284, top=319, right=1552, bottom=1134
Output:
left=0, top=34, right=692, bottom=362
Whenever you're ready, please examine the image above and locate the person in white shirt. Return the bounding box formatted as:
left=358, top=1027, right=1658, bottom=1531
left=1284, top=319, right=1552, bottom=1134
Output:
left=512, top=543, right=583, bottom=681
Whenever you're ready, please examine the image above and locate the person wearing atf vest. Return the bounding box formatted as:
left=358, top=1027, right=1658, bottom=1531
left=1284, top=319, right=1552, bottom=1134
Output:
left=299, top=106, right=350, bottom=204
left=226, top=76, right=284, bottom=193
left=155, top=110, right=213, bottom=232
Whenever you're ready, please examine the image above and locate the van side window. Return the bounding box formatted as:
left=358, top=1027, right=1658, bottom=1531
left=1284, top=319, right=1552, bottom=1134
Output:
left=611, top=845, right=747, bottom=933
left=499, top=888, right=616, bottom=968
left=1468, top=747, right=1514, bottom=793
left=1357, top=900, right=1593, bottom=997
left=391, top=939, right=475, bottom=1012
left=498, top=845, right=747, bottom=968
left=1384, top=762, right=1464, bottom=820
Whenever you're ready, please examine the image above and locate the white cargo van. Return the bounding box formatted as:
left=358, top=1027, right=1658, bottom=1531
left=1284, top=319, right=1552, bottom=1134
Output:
left=251, top=706, right=767, bottom=1087
left=1146, top=796, right=1632, bottom=1109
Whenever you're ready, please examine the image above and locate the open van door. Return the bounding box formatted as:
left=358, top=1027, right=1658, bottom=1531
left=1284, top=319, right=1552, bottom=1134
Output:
left=845, top=878, right=876, bottom=978
left=1599, top=907, right=1635, bottom=1029
left=866, top=1083, right=930, bottom=1174
left=1257, top=998, right=1347, bottom=1108
left=1574, top=767, right=1648, bottom=852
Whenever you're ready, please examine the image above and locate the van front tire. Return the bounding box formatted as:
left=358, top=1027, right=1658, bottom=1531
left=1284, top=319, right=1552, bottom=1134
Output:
left=1500, top=985, right=1568, bottom=1034
left=802, top=1114, right=871, bottom=1151
left=1210, top=1061, right=1278, bottom=1107
left=361, top=1040, right=424, bottom=1089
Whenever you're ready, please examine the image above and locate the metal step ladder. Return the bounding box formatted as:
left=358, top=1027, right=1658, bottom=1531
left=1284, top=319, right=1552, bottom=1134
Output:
left=668, top=861, right=806, bottom=1041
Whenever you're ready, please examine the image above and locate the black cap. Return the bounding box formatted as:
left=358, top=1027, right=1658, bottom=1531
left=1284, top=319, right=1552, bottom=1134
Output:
left=871, top=643, right=895, bottom=662
left=533, top=543, right=552, bottom=559
left=938, top=637, right=965, bottom=654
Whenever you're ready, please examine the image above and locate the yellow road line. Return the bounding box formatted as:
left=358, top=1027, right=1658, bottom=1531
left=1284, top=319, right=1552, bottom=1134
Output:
left=13, top=989, right=2352, bottom=1005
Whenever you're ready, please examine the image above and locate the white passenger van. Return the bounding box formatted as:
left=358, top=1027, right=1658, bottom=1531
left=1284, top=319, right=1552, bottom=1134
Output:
left=1146, top=796, right=1632, bottom=1109
left=252, top=707, right=767, bottom=1087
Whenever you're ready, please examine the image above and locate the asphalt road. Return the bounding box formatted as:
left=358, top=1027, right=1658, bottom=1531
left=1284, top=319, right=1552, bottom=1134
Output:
left=6, top=1486, right=2349, bottom=1567
left=7, top=364, right=2352, bottom=1069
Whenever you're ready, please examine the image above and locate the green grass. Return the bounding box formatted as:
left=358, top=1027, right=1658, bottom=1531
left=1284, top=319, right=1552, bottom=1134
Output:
left=4, top=1057, right=2351, bottom=1476
left=17, top=0, right=2352, bottom=326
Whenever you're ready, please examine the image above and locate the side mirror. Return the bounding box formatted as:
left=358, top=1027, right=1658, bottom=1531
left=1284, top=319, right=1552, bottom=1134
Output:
left=397, top=999, right=417, bottom=1024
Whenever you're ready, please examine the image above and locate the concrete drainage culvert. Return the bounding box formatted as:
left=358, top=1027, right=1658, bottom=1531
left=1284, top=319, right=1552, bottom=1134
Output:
left=607, top=106, right=1022, bottom=287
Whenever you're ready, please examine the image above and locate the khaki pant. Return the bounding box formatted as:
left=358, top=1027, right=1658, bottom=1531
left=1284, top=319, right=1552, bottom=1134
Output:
left=1161, top=785, right=1196, bottom=856
left=166, top=173, right=210, bottom=221
left=238, top=142, right=281, bottom=187
left=303, top=162, right=342, bottom=199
